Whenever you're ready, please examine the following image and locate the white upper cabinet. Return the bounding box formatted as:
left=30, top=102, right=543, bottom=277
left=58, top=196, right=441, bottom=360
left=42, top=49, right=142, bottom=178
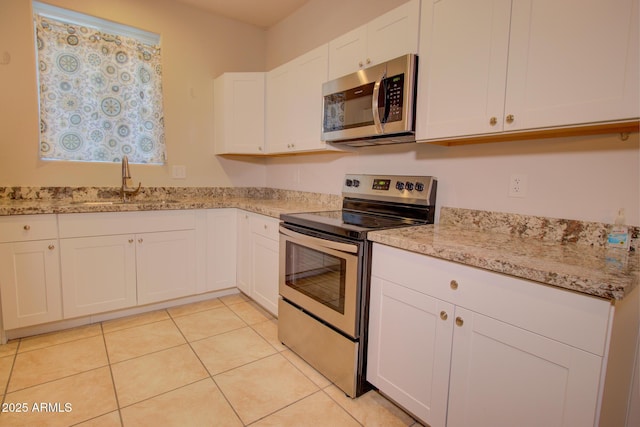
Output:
left=213, top=72, right=265, bottom=155
left=504, top=0, right=639, bottom=131
left=328, top=0, right=421, bottom=80
left=417, top=0, right=639, bottom=140
left=416, top=0, right=511, bottom=139
left=266, top=44, right=333, bottom=154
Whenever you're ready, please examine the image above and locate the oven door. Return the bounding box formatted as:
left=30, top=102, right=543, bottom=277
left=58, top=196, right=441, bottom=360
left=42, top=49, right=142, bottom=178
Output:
left=279, top=225, right=361, bottom=338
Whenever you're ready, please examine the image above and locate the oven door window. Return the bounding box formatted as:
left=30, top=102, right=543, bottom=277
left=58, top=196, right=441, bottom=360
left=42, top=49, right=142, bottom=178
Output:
left=284, top=241, right=347, bottom=314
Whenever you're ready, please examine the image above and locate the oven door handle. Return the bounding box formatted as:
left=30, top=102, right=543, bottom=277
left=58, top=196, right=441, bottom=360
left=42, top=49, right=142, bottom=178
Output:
left=279, top=226, right=359, bottom=254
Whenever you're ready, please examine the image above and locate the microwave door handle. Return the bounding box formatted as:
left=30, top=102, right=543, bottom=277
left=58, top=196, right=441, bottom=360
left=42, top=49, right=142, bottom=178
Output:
left=372, top=71, right=386, bottom=134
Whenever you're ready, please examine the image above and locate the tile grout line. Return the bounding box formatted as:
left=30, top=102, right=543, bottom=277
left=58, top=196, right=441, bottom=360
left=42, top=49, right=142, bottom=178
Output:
left=99, top=320, right=125, bottom=427
left=0, top=339, right=21, bottom=407
left=166, top=301, right=248, bottom=426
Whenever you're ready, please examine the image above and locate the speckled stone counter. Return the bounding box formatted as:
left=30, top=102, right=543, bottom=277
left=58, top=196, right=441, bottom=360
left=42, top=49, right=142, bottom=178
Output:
left=369, top=207, right=639, bottom=301
left=0, top=187, right=341, bottom=218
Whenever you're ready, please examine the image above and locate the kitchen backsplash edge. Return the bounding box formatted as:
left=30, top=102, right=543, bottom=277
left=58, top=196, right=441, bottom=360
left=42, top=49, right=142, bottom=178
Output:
left=440, top=206, right=639, bottom=250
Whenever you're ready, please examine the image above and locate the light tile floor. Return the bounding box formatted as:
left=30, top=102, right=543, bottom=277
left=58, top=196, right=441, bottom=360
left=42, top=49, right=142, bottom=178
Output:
left=0, top=294, right=422, bottom=426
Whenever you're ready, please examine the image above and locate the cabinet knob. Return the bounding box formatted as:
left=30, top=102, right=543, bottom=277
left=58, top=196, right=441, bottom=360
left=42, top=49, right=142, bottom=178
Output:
left=455, top=316, right=464, bottom=327
left=440, top=311, right=448, bottom=321
left=264, top=224, right=268, bottom=230
left=48, top=244, right=55, bottom=250
left=450, top=280, right=459, bottom=290
left=358, top=61, right=363, bottom=67
left=489, top=116, right=497, bottom=126
left=366, top=58, right=371, bottom=65
left=258, top=146, right=263, bottom=151
left=128, top=239, right=134, bottom=244
left=505, top=114, right=515, bottom=124
left=138, top=238, right=143, bottom=244
left=23, top=225, right=31, bottom=231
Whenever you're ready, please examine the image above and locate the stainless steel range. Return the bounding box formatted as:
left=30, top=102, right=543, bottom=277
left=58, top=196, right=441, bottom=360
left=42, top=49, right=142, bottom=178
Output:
left=278, top=174, right=437, bottom=397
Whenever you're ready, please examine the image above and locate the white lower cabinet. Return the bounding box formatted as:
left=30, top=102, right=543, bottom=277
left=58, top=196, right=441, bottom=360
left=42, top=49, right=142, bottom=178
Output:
left=236, top=210, right=252, bottom=295
left=60, top=235, right=137, bottom=318
left=205, top=209, right=237, bottom=292
left=236, top=210, right=279, bottom=315
left=0, top=240, right=62, bottom=329
left=0, top=214, right=62, bottom=329
left=58, top=211, right=197, bottom=318
left=136, top=230, right=196, bottom=305
left=368, top=243, right=612, bottom=427
left=446, top=307, right=602, bottom=427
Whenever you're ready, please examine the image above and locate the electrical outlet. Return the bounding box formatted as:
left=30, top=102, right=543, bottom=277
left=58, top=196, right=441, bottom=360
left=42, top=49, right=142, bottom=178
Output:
left=508, top=174, right=527, bottom=198
left=172, top=165, right=187, bottom=179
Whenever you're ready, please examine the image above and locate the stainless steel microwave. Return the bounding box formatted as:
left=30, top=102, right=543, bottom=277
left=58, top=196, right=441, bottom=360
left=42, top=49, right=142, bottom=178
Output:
left=321, top=54, right=418, bottom=147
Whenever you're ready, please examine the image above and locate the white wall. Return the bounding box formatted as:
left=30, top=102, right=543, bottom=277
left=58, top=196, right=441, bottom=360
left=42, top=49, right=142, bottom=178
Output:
left=265, top=133, right=640, bottom=225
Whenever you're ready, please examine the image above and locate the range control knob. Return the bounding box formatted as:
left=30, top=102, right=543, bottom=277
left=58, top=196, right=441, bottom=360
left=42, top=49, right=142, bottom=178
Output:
left=352, top=179, right=360, bottom=188
left=415, top=182, right=425, bottom=192
left=405, top=182, right=414, bottom=191
left=395, top=181, right=405, bottom=191
left=345, top=179, right=353, bottom=187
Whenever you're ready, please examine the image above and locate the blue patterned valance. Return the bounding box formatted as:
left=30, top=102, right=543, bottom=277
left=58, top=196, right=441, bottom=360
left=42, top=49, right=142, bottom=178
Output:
left=34, top=9, right=166, bottom=164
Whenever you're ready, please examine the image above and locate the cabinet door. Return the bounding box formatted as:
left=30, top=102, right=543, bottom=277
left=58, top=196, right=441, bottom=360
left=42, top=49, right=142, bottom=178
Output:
left=60, top=235, right=136, bottom=318
left=250, top=233, right=279, bottom=316
left=213, top=73, right=265, bottom=155
left=416, top=0, right=511, bottom=139
left=236, top=211, right=252, bottom=295
left=367, top=276, right=453, bottom=426
left=327, top=0, right=421, bottom=80
left=366, top=0, right=420, bottom=67
left=0, top=240, right=62, bottom=329
left=265, top=63, right=294, bottom=153
left=206, top=209, right=237, bottom=291
left=504, top=0, right=639, bottom=131
left=328, top=25, right=367, bottom=80
left=136, top=230, right=196, bottom=305
left=290, top=44, right=329, bottom=152
left=447, top=307, right=603, bottom=427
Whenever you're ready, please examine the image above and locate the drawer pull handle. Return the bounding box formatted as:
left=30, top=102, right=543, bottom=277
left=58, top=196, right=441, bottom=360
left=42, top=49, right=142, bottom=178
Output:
left=455, top=317, right=464, bottom=327
left=48, top=244, right=55, bottom=250
left=450, top=280, right=458, bottom=290
left=440, top=311, right=448, bottom=321
left=23, top=225, right=31, bottom=231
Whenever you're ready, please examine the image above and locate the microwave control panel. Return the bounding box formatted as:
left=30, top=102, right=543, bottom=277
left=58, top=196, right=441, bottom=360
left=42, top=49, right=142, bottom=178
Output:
left=384, top=74, right=404, bottom=123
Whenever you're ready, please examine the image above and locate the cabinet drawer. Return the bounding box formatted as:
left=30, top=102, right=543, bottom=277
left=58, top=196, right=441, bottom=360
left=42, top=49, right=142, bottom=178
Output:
left=58, top=210, right=196, bottom=238
left=250, top=214, right=280, bottom=241
left=372, top=243, right=612, bottom=356
left=0, top=214, right=58, bottom=242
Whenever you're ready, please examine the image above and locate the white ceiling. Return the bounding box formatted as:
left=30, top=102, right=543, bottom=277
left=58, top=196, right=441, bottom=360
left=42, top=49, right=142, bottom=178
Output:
left=175, top=0, right=310, bottom=29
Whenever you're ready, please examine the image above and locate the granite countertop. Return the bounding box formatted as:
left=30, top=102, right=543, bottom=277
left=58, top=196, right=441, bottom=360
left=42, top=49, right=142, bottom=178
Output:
left=369, top=207, right=639, bottom=301
left=2, top=188, right=637, bottom=301
left=0, top=187, right=342, bottom=218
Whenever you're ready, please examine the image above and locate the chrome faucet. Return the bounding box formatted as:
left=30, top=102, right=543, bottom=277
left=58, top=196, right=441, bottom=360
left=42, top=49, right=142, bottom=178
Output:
left=120, top=155, right=141, bottom=202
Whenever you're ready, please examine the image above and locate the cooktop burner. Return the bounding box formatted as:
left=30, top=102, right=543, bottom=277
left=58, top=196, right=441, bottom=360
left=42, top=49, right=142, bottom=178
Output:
left=280, top=174, right=437, bottom=240
left=280, top=209, right=430, bottom=240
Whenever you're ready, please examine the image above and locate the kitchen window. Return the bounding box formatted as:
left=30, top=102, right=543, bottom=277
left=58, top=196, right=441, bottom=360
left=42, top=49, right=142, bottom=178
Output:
left=33, top=1, right=166, bottom=164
